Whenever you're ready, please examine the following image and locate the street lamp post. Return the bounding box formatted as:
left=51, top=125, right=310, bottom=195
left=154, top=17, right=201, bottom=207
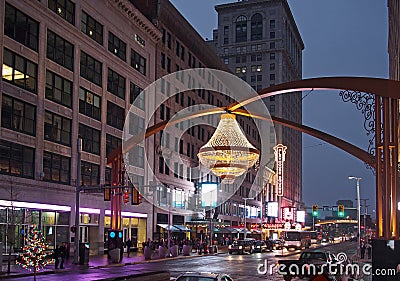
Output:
left=242, top=197, right=253, bottom=239
left=73, top=138, right=82, bottom=265
left=349, top=176, right=361, bottom=258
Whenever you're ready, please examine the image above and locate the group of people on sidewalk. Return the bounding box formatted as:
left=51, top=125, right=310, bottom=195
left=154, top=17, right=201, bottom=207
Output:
left=141, top=237, right=214, bottom=255
left=53, top=242, right=67, bottom=269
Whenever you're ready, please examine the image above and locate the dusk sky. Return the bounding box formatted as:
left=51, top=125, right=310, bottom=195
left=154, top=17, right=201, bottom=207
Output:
left=170, top=0, right=389, bottom=215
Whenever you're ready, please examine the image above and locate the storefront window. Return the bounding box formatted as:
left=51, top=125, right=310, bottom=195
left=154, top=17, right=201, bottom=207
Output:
left=56, top=212, right=69, bottom=225
left=42, top=211, right=55, bottom=225
left=80, top=213, right=99, bottom=224
left=0, top=208, right=7, bottom=223
left=0, top=206, right=69, bottom=253
left=104, top=216, right=146, bottom=250
left=26, top=210, right=40, bottom=225
left=104, top=216, right=111, bottom=228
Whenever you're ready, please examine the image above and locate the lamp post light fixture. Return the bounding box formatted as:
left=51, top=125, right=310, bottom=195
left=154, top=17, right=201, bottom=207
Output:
left=349, top=176, right=362, bottom=258
left=242, top=197, right=254, bottom=239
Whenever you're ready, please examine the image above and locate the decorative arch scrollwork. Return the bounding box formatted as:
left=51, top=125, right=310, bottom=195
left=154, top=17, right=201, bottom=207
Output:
left=339, top=90, right=376, bottom=172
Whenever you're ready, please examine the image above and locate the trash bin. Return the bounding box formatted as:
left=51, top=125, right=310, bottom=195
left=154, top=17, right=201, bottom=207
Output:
left=79, top=243, right=89, bottom=265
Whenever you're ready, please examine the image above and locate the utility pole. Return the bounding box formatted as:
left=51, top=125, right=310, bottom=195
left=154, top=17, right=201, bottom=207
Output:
left=73, top=138, right=82, bottom=265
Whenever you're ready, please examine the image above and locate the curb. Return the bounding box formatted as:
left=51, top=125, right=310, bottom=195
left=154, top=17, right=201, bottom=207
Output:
left=93, top=251, right=227, bottom=269
left=0, top=269, right=56, bottom=279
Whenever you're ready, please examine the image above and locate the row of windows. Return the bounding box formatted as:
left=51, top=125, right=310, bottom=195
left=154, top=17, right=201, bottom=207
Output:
left=0, top=98, right=121, bottom=158
left=0, top=133, right=148, bottom=187
left=161, top=29, right=200, bottom=70
left=235, top=65, right=263, bottom=73
left=4, top=4, right=147, bottom=90
left=231, top=43, right=275, bottom=55
left=0, top=137, right=142, bottom=186
left=232, top=14, right=276, bottom=43
left=4, top=52, right=143, bottom=121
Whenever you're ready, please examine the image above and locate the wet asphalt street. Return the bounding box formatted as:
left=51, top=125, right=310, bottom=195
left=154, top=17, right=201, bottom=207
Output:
left=3, top=242, right=359, bottom=281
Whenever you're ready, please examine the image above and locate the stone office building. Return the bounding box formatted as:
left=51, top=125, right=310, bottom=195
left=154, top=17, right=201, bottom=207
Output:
left=0, top=0, right=160, bottom=255
left=211, top=0, right=304, bottom=216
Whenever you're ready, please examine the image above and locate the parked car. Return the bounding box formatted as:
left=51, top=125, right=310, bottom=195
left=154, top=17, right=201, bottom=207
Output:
left=253, top=241, right=268, bottom=253
left=174, top=272, right=234, bottom=281
left=264, top=238, right=274, bottom=251
left=272, top=239, right=284, bottom=250
left=228, top=239, right=255, bottom=254
left=321, top=237, right=329, bottom=245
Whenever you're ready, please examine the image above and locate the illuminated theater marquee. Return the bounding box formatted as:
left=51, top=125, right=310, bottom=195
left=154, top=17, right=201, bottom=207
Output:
left=274, top=144, right=287, bottom=196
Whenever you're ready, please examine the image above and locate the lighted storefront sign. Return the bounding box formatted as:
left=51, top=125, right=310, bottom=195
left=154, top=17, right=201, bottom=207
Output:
left=200, top=182, right=218, bottom=208
left=273, top=144, right=287, bottom=196
left=266, top=202, right=279, bottom=217
left=296, top=210, right=305, bottom=223
left=251, top=223, right=261, bottom=229
left=282, top=207, right=295, bottom=221
left=261, top=223, right=284, bottom=229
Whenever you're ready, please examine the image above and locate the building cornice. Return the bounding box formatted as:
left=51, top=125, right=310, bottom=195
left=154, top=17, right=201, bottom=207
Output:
left=108, top=0, right=162, bottom=43
left=215, top=0, right=304, bottom=49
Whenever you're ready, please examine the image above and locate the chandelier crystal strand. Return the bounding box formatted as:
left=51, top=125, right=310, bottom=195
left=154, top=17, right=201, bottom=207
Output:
left=198, top=113, right=260, bottom=183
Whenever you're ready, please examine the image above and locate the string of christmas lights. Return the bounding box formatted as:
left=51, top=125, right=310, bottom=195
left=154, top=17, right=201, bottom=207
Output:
left=16, top=226, right=54, bottom=278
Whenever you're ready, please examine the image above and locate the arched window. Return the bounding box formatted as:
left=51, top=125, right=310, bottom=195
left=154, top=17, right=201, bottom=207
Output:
left=235, top=15, right=247, bottom=43
left=251, top=13, right=263, bottom=41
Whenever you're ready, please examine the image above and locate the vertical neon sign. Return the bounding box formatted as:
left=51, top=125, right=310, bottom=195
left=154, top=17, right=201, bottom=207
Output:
left=274, top=144, right=287, bottom=197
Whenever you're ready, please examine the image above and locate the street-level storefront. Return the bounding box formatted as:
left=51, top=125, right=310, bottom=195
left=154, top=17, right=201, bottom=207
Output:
left=104, top=211, right=147, bottom=252
left=0, top=200, right=70, bottom=254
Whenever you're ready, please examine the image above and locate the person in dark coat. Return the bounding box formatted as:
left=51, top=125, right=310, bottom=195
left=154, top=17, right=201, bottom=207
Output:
left=59, top=242, right=67, bottom=269
left=54, top=245, right=60, bottom=269
left=125, top=239, right=133, bottom=257
left=360, top=242, right=366, bottom=259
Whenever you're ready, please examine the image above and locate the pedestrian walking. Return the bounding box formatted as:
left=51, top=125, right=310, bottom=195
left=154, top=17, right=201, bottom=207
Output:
left=360, top=242, right=366, bottom=259
left=126, top=238, right=133, bottom=257
left=366, top=241, right=372, bottom=259
left=59, top=242, right=67, bottom=269
left=53, top=245, right=60, bottom=269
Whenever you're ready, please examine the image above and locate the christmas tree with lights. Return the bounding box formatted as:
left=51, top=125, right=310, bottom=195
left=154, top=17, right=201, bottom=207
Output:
left=16, top=226, right=53, bottom=280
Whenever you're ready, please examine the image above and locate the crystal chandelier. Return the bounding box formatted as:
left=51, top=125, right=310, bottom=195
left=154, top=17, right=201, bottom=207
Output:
left=198, top=113, right=260, bottom=183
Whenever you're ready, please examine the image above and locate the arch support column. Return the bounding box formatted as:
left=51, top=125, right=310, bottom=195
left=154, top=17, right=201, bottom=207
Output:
left=376, top=96, right=398, bottom=239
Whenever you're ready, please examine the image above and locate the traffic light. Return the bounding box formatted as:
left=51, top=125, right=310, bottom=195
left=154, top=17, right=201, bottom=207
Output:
left=132, top=187, right=142, bottom=205
left=107, top=229, right=123, bottom=251
left=312, top=205, right=318, bottom=217
left=338, top=205, right=345, bottom=217
left=123, top=189, right=129, bottom=204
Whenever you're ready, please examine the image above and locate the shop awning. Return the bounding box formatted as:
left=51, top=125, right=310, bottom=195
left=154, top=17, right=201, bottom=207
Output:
left=173, top=225, right=191, bottom=232
left=237, top=228, right=251, bottom=234
left=218, top=227, right=238, bottom=234
left=157, top=224, right=180, bottom=231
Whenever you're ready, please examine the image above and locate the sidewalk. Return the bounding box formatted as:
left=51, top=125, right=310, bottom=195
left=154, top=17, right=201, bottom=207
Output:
left=0, top=246, right=229, bottom=279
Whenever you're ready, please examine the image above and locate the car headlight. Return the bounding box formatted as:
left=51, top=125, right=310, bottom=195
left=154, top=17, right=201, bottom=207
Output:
left=256, top=246, right=260, bottom=248
left=239, top=246, right=243, bottom=249
left=228, top=245, right=231, bottom=249
left=296, top=243, right=301, bottom=246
